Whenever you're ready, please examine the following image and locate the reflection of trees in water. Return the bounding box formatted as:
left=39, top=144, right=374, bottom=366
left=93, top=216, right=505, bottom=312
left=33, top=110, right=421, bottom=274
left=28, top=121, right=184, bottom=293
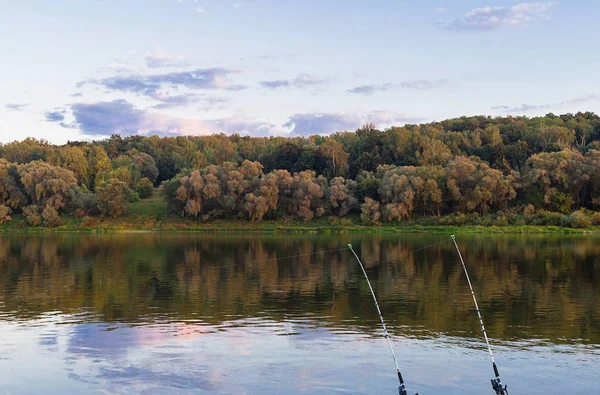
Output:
left=0, top=234, right=598, bottom=344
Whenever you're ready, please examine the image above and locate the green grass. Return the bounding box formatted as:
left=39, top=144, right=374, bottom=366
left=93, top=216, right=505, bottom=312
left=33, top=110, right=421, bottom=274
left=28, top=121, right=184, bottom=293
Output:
left=1, top=196, right=599, bottom=234
left=127, top=194, right=169, bottom=218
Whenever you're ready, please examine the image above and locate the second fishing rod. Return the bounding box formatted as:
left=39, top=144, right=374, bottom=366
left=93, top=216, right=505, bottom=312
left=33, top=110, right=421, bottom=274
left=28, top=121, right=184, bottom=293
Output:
left=451, top=235, right=509, bottom=395
left=349, top=238, right=509, bottom=395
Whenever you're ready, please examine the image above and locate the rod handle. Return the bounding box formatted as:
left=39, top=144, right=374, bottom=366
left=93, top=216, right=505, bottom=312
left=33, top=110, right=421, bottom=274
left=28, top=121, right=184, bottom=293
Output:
left=397, top=371, right=404, bottom=384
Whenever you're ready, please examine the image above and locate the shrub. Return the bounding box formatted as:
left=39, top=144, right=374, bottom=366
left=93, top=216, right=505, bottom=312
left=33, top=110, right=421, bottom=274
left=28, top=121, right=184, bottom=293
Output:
left=361, top=198, right=381, bottom=225
left=528, top=211, right=567, bottom=227
left=495, top=215, right=508, bottom=226
left=69, top=187, right=99, bottom=217
left=0, top=205, right=12, bottom=224
left=23, top=205, right=42, bottom=226
left=550, top=192, right=574, bottom=214
left=570, top=211, right=591, bottom=228
left=97, top=178, right=131, bottom=218
left=42, top=205, right=62, bottom=227
left=591, top=212, right=600, bottom=226
left=136, top=177, right=154, bottom=199
left=523, top=204, right=536, bottom=216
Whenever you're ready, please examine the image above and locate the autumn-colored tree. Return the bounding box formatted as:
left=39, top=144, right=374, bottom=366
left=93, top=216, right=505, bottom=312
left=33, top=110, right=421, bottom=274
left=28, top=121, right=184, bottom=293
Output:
left=96, top=178, right=132, bottom=218
left=537, top=125, right=575, bottom=150
left=244, top=193, right=269, bottom=222
left=446, top=156, right=516, bottom=214
left=523, top=149, right=589, bottom=211
left=1, top=138, right=51, bottom=163
left=41, top=205, right=62, bottom=227
left=49, top=145, right=89, bottom=185
left=87, top=145, right=111, bottom=190
left=379, top=169, right=417, bottom=221
left=175, top=170, right=204, bottom=218
left=18, top=160, right=78, bottom=213
left=0, top=205, right=11, bottom=224
left=416, top=136, right=452, bottom=166
left=23, top=205, right=42, bottom=226
left=327, top=177, right=358, bottom=217
left=0, top=159, right=26, bottom=209
left=376, top=166, right=445, bottom=219
left=243, top=169, right=294, bottom=221
left=361, top=197, right=381, bottom=225
left=289, top=171, right=324, bottom=222
left=95, top=166, right=133, bottom=190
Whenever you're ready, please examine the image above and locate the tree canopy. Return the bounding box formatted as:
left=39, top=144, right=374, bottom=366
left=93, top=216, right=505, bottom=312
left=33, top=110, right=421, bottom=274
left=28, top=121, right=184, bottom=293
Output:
left=2, top=112, right=600, bottom=225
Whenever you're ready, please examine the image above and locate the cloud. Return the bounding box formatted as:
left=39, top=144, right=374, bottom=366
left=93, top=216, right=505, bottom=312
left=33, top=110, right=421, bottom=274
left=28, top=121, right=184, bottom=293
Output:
left=196, top=6, right=205, bottom=13
left=148, top=68, right=241, bottom=90
left=45, top=109, right=66, bottom=122
left=492, top=94, right=600, bottom=113
left=347, top=83, right=393, bottom=95
left=145, top=52, right=187, bottom=68
left=5, top=103, right=28, bottom=111
left=71, top=100, right=146, bottom=136
left=347, top=79, right=447, bottom=95
left=69, top=99, right=279, bottom=137
left=151, top=93, right=200, bottom=109
left=260, top=74, right=327, bottom=90
left=447, top=2, right=555, bottom=31
left=260, top=80, right=290, bottom=89
left=284, top=111, right=424, bottom=136
left=293, top=74, right=327, bottom=88
left=82, top=68, right=244, bottom=107
left=67, top=100, right=424, bottom=139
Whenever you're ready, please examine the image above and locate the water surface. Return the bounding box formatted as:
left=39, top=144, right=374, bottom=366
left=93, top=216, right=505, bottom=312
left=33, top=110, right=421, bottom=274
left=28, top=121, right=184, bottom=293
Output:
left=0, top=233, right=598, bottom=394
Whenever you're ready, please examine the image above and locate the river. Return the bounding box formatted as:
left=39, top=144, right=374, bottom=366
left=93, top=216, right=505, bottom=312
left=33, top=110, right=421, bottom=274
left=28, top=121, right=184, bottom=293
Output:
left=0, top=233, right=598, bottom=394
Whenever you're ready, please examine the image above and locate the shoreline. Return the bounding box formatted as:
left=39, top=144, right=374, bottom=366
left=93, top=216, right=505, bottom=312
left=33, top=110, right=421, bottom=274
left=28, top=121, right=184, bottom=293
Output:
left=1, top=221, right=597, bottom=234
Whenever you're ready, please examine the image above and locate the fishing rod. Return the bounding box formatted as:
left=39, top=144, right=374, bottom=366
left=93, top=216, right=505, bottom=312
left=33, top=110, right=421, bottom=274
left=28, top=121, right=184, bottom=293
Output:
left=450, top=235, right=509, bottom=395
left=347, top=244, right=410, bottom=395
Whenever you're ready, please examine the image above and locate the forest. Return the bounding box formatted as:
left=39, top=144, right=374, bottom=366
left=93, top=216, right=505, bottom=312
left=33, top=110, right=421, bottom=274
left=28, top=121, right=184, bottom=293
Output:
left=2, top=111, right=600, bottom=228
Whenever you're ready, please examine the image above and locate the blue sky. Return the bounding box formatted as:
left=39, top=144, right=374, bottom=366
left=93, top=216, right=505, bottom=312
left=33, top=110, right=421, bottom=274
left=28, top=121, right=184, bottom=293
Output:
left=1, top=0, right=599, bottom=143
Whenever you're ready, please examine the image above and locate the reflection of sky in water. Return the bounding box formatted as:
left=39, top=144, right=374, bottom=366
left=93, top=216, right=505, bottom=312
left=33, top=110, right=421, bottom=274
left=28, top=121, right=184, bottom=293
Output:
left=0, top=314, right=598, bottom=394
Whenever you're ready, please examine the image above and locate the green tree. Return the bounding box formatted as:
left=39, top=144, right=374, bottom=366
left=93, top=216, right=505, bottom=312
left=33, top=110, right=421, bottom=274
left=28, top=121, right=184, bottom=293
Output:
left=136, top=177, right=154, bottom=199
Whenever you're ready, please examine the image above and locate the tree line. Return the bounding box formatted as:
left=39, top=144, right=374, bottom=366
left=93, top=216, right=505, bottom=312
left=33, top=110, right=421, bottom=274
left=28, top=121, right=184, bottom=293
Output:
left=2, top=112, right=600, bottom=226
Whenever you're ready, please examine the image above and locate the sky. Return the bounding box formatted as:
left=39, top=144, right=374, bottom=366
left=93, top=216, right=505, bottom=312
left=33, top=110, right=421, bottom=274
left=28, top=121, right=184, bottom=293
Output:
left=1, top=0, right=599, bottom=144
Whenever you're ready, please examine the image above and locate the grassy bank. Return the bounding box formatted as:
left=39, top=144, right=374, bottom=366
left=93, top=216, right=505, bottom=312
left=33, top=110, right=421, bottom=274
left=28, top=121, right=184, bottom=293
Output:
left=1, top=195, right=598, bottom=234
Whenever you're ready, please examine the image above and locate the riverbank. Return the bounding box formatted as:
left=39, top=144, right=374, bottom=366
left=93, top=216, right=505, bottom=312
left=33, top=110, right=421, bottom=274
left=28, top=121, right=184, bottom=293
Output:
left=2, top=195, right=599, bottom=234
left=1, top=216, right=596, bottom=234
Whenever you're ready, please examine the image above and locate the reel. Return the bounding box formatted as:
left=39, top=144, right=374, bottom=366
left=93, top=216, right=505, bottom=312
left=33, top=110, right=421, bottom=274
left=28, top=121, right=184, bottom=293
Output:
left=491, top=378, right=508, bottom=395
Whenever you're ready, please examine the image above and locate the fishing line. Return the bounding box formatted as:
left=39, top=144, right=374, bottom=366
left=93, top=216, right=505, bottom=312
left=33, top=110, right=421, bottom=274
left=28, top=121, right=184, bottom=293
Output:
left=450, top=235, right=509, bottom=395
